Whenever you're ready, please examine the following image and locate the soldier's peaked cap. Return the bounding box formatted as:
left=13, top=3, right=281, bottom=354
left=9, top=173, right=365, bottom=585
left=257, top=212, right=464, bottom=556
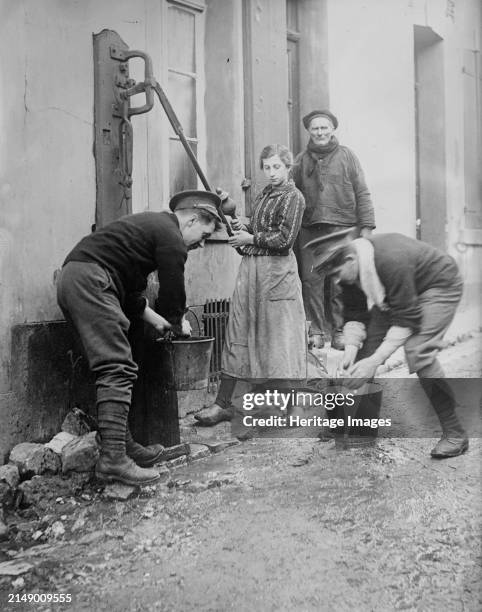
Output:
left=169, top=190, right=222, bottom=222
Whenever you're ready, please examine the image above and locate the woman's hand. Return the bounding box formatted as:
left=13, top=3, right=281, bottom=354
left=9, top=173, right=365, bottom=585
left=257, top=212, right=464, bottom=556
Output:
left=231, top=218, right=247, bottom=232
left=228, top=230, right=254, bottom=248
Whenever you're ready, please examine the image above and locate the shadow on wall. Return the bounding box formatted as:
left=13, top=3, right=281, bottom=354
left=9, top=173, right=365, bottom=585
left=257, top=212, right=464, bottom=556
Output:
left=3, top=320, right=181, bottom=462
left=7, top=321, right=96, bottom=458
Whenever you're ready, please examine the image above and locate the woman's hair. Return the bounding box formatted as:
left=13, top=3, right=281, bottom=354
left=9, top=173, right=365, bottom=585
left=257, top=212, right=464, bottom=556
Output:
left=259, top=144, right=293, bottom=169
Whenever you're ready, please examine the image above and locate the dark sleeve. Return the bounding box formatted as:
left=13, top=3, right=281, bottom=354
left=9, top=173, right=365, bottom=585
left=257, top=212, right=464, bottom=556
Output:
left=154, top=242, right=188, bottom=326
left=253, top=191, right=305, bottom=251
left=348, top=151, right=376, bottom=229
left=341, top=284, right=371, bottom=326
left=124, top=293, right=148, bottom=318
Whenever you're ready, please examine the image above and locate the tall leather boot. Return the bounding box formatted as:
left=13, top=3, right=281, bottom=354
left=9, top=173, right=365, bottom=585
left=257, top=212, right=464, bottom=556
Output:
left=95, top=401, right=160, bottom=485
left=125, top=427, right=165, bottom=467
left=419, top=375, right=468, bottom=458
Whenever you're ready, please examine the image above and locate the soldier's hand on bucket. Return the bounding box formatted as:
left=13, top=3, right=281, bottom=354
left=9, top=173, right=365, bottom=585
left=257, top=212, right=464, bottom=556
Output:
left=142, top=306, right=172, bottom=336
left=181, top=316, right=192, bottom=337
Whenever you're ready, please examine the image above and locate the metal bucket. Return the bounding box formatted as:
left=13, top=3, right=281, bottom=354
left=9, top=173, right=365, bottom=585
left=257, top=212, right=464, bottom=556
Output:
left=328, top=382, right=383, bottom=449
left=161, top=336, right=214, bottom=391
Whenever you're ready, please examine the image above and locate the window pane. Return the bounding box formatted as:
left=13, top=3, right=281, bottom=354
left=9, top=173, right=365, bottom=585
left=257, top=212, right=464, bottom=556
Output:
left=169, top=139, right=198, bottom=194
left=168, top=6, right=195, bottom=73
left=167, top=72, right=197, bottom=137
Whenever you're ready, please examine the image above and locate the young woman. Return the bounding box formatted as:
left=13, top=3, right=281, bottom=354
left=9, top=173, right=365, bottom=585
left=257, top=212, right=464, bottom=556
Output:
left=195, top=144, right=307, bottom=426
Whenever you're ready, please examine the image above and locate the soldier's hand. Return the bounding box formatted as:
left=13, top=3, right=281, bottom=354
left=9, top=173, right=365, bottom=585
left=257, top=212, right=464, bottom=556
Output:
left=142, top=306, right=172, bottom=336
left=181, top=317, right=192, bottom=337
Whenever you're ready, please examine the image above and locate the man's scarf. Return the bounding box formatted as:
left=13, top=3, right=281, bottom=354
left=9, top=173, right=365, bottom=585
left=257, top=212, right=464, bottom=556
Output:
left=306, top=136, right=340, bottom=191
left=352, top=238, right=387, bottom=311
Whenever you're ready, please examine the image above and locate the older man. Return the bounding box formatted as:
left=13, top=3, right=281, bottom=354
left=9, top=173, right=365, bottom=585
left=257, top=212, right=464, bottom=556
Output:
left=308, top=229, right=468, bottom=458
left=57, top=191, right=222, bottom=485
left=293, top=110, right=375, bottom=350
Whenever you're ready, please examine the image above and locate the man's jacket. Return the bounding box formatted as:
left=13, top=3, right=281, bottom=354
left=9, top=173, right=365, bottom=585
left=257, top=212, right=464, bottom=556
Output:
left=292, top=145, right=375, bottom=228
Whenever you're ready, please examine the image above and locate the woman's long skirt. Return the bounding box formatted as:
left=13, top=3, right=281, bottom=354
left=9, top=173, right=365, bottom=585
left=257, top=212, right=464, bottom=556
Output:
left=221, top=252, right=307, bottom=380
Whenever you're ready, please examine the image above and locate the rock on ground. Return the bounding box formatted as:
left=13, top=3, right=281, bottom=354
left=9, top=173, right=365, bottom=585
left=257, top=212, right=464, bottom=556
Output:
left=61, top=407, right=96, bottom=436
left=0, top=481, right=14, bottom=509
left=0, top=464, right=20, bottom=489
left=102, top=483, right=136, bottom=501
left=45, top=431, right=77, bottom=455
left=61, top=432, right=99, bottom=474
left=9, top=443, right=61, bottom=478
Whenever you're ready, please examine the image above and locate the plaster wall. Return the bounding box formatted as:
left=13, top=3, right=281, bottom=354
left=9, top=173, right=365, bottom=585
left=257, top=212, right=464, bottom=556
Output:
left=184, top=0, right=245, bottom=306
left=326, top=0, right=417, bottom=237
left=325, top=0, right=480, bottom=334
left=0, top=0, right=157, bottom=391
left=0, top=0, right=243, bottom=455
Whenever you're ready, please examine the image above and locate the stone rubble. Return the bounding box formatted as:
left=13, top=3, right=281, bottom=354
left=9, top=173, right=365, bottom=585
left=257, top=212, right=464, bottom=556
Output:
left=0, top=464, right=20, bottom=489
left=102, top=483, right=137, bottom=501
left=61, top=431, right=99, bottom=474
left=0, top=560, right=33, bottom=576
left=9, top=443, right=61, bottom=479
left=188, top=444, right=211, bottom=461
left=61, top=407, right=96, bottom=436
left=0, top=403, right=242, bottom=563
left=0, top=480, right=14, bottom=508
left=45, top=431, right=77, bottom=454
left=0, top=508, right=8, bottom=540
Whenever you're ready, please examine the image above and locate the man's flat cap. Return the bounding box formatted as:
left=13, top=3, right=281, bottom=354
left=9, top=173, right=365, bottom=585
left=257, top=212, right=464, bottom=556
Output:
left=302, top=109, right=339, bottom=130
left=304, top=227, right=357, bottom=271
left=169, top=190, right=222, bottom=222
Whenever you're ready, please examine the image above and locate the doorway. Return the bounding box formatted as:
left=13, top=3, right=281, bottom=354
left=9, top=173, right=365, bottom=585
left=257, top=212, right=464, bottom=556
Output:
left=414, top=26, right=447, bottom=249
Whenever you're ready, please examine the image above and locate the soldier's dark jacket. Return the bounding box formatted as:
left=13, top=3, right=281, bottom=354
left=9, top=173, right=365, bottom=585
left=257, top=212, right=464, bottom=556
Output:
left=64, top=211, right=187, bottom=325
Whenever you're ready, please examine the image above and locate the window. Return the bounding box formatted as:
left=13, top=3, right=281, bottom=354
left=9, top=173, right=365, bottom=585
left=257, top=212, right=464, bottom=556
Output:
left=163, top=0, right=206, bottom=196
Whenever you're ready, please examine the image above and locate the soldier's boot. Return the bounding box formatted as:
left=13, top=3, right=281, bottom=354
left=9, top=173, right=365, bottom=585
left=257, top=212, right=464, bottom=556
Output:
left=419, top=374, right=468, bottom=459
left=125, top=427, right=165, bottom=468
left=95, top=401, right=160, bottom=485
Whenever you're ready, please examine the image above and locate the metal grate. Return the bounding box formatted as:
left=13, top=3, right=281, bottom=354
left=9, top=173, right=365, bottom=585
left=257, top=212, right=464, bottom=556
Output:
left=202, top=298, right=230, bottom=390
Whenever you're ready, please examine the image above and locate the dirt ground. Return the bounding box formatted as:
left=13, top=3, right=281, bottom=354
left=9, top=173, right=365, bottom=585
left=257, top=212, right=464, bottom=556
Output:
left=0, top=335, right=481, bottom=611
